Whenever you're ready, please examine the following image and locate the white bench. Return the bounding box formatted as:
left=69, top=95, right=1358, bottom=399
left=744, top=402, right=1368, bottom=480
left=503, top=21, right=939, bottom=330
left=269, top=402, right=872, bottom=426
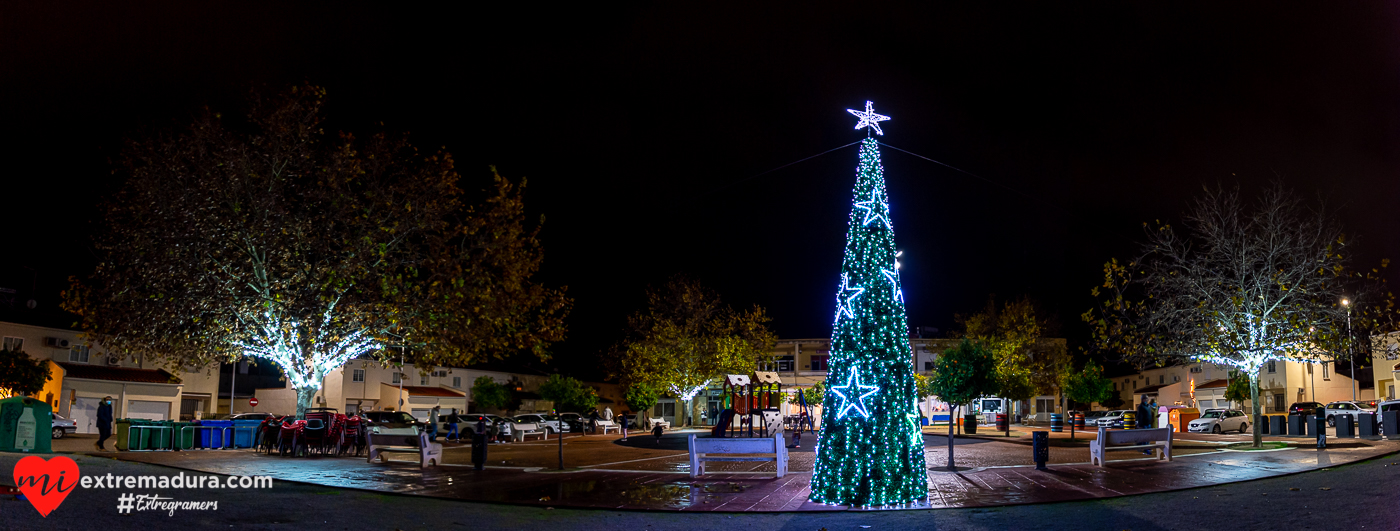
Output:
left=512, top=423, right=547, bottom=442
left=367, top=430, right=442, bottom=469
left=687, top=434, right=788, bottom=478
left=1090, top=425, right=1173, bottom=467
left=649, top=417, right=670, bottom=430
left=595, top=419, right=619, bottom=434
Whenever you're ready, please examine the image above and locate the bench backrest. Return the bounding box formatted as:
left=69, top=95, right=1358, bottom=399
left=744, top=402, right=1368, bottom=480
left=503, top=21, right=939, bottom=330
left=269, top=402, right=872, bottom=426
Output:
left=369, top=432, right=424, bottom=448
left=516, top=423, right=538, bottom=433
left=691, top=436, right=778, bottom=454
left=1102, top=427, right=1171, bottom=446
left=596, top=420, right=616, bottom=427
left=650, top=417, right=666, bottom=424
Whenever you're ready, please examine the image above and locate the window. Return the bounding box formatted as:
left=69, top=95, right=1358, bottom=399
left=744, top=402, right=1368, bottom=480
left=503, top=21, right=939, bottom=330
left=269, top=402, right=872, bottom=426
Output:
left=420, top=375, right=429, bottom=385
left=1173, top=375, right=1179, bottom=383
left=352, top=369, right=365, bottom=382
left=453, top=376, right=461, bottom=388
left=2, top=337, right=23, bottom=352
left=1035, top=398, right=1055, bottom=413
left=1266, top=360, right=1277, bottom=373
left=1159, top=375, right=1165, bottom=385
left=810, top=354, right=829, bottom=371
left=1273, top=393, right=1285, bottom=413
left=392, top=372, right=403, bottom=384
left=68, top=346, right=90, bottom=363
left=433, top=370, right=447, bottom=377
left=924, top=361, right=935, bottom=371
left=775, top=356, right=794, bottom=372
left=1321, top=363, right=1329, bottom=380
left=1113, top=382, right=1118, bottom=391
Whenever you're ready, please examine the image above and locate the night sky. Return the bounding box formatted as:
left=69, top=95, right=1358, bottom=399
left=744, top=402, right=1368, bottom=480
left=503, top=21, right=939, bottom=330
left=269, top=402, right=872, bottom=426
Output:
left=4, top=3, right=1397, bottom=380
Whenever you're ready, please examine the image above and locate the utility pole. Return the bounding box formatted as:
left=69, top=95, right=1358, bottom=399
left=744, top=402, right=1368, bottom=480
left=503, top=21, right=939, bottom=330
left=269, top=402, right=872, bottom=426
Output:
left=1343, top=298, right=1355, bottom=401
left=229, top=358, right=237, bottom=416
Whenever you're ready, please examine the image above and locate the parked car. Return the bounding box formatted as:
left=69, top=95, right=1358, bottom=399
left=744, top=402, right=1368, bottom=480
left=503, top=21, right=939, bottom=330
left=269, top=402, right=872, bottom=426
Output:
left=1376, top=399, right=1400, bottom=432
left=50, top=412, right=76, bottom=439
left=1189, top=409, right=1249, bottom=434
left=228, top=412, right=275, bottom=422
left=1323, top=401, right=1376, bottom=427
left=514, top=414, right=568, bottom=434
left=1288, top=402, right=1325, bottom=417
left=557, top=412, right=588, bottom=432
left=1096, top=410, right=1132, bottom=428
left=1083, top=411, right=1109, bottom=422
left=361, top=410, right=426, bottom=431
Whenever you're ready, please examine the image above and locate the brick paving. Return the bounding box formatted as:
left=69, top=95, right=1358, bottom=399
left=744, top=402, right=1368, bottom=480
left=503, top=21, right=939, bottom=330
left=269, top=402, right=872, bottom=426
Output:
left=75, top=428, right=1400, bottom=511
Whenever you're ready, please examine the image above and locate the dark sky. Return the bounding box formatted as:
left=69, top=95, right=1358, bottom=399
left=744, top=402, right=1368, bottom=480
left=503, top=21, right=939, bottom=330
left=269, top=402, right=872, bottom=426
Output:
left=3, top=3, right=1398, bottom=380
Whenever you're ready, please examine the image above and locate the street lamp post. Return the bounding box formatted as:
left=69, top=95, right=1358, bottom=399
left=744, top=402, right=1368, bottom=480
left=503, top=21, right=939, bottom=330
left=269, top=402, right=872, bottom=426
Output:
left=1343, top=298, right=1355, bottom=401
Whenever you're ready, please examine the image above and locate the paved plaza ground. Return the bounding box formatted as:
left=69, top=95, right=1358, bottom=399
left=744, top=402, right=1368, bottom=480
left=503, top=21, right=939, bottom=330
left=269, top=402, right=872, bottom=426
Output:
left=3, top=440, right=1398, bottom=530
left=30, top=425, right=1400, bottom=513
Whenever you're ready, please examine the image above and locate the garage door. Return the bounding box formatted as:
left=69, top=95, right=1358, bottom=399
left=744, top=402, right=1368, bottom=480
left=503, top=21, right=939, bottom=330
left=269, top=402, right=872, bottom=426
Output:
left=71, top=397, right=100, bottom=434
left=127, top=400, right=170, bottom=421
left=410, top=408, right=433, bottom=422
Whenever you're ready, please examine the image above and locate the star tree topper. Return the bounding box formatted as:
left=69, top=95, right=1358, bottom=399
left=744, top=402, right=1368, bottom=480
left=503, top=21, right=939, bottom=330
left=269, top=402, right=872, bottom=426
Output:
left=847, top=101, right=890, bottom=136
left=831, top=365, right=880, bottom=419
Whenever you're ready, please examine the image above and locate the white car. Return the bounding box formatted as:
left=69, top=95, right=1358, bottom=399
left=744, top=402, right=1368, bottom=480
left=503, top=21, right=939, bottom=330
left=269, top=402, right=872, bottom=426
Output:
left=1323, top=401, right=1375, bottom=427
left=1377, top=399, right=1400, bottom=432
left=50, top=412, right=77, bottom=439
left=1096, top=410, right=1132, bottom=428
left=1188, top=409, right=1249, bottom=434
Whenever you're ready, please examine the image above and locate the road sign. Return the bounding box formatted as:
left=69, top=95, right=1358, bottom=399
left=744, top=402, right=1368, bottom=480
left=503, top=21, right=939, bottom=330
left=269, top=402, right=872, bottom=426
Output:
left=249, top=397, right=259, bottom=407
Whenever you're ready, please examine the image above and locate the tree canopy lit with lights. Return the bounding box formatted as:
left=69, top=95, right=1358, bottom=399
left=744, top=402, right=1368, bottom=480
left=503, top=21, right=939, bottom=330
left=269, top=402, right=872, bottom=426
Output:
left=64, top=85, right=571, bottom=415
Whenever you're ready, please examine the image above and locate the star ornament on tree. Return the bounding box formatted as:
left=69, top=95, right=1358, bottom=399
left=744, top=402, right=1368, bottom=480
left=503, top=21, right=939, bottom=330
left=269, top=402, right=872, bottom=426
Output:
left=834, top=272, right=865, bottom=321
left=831, top=365, right=880, bottom=419
left=853, top=190, right=891, bottom=229
left=847, top=101, right=891, bottom=136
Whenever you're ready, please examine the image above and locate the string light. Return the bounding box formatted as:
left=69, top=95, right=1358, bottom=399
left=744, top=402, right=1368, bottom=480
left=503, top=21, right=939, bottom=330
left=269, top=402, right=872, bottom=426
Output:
left=830, top=365, right=880, bottom=419
left=810, top=111, right=927, bottom=507
left=847, top=101, right=891, bottom=136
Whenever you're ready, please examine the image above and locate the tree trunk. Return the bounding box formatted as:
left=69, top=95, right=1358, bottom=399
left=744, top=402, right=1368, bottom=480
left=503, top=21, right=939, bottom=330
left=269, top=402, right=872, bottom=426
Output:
left=946, top=404, right=957, bottom=471
left=1250, top=372, right=1262, bottom=448
left=295, top=386, right=317, bottom=418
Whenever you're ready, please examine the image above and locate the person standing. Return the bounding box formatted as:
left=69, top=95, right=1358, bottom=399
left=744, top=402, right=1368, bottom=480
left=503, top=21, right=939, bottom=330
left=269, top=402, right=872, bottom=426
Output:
left=428, top=406, right=441, bottom=442
left=1137, top=397, right=1154, bottom=454
left=95, top=396, right=114, bottom=451
left=652, top=423, right=664, bottom=445
left=471, top=417, right=488, bottom=470
left=619, top=412, right=629, bottom=442
left=446, top=409, right=460, bottom=442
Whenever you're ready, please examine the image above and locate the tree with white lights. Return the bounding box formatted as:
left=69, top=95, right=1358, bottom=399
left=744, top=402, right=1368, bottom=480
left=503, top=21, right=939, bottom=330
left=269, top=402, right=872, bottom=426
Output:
left=65, top=85, right=571, bottom=416
left=1084, top=184, right=1393, bottom=447
left=810, top=102, right=928, bottom=507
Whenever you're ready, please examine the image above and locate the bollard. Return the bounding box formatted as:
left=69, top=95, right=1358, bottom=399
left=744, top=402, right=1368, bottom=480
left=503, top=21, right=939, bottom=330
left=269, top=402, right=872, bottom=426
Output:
left=1049, top=413, right=1063, bottom=433
left=1032, top=431, right=1049, bottom=470
left=1122, top=411, right=1137, bottom=430
left=1383, top=410, right=1400, bottom=439
left=1358, top=413, right=1379, bottom=439
left=1313, top=412, right=1327, bottom=449
left=1336, top=414, right=1355, bottom=438
left=1074, top=413, right=1086, bottom=430
left=964, top=414, right=978, bottom=435
left=996, top=413, right=1009, bottom=432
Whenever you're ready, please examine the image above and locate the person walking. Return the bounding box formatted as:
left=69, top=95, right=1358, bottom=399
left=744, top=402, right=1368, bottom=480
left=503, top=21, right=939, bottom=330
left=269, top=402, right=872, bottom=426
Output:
left=619, top=412, right=630, bottom=442
left=497, top=418, right=513, bottom=443
left=652, top=423, right=664, bottom=445
left=95, top=396, right=114, bottom=451
left=446, top=409, right=460, bottom=442
left=428, top=406, right=441, bottom=442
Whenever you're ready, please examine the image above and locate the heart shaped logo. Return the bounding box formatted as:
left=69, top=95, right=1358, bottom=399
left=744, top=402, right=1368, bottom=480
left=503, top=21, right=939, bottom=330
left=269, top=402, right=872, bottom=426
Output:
left=13, top=455, right=80, bottom=517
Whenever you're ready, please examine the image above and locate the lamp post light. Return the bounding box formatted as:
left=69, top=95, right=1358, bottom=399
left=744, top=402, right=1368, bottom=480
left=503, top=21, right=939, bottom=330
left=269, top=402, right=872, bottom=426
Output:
left=1342, top=298, right=1354, bottom=401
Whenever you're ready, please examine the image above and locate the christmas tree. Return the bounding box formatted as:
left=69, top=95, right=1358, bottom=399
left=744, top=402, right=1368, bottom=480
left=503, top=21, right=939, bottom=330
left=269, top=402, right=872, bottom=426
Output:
left=810, top=102, right=927, bottom=507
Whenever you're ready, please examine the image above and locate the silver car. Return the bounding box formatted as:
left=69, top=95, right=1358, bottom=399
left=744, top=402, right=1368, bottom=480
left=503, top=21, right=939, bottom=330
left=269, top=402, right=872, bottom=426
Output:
left=1323, top=401, right=1375, bottom=427
left=50, top=412, right=77, bottom=439
left=514, top=413, right=569, bottom=434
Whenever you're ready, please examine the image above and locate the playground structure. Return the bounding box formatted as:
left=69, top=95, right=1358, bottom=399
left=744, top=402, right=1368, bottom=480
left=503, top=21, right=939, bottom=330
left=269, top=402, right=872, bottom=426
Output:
left=712, top=372, right=789, bottom=438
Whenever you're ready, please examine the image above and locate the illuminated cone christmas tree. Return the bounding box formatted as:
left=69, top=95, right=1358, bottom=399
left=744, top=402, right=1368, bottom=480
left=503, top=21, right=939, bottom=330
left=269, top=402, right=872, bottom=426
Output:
left=810, top=102, right=927, bottom=507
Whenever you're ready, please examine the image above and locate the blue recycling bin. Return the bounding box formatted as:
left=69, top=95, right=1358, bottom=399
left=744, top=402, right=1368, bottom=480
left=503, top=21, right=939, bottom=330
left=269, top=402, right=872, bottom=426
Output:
left=231, top=420, right=263, bottom=448
left=198, top=420, right=233, bottom=448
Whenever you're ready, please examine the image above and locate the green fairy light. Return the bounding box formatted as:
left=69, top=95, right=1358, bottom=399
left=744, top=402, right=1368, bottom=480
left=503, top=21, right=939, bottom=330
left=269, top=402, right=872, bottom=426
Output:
left=809, top=107, right=928, bottom=507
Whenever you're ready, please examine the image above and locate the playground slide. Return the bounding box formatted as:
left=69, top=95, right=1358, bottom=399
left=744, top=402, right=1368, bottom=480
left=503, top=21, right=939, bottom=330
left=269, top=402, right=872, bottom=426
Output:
left=711, top=408, right=736, bottom=437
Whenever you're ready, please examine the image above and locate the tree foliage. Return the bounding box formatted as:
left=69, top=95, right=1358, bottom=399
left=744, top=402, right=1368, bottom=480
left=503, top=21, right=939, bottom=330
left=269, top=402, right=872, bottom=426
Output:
left=612, top=275, right=776, bottom=403
left=1223, top=370, right=1258, bottom=405
left=538, top=374, right=599, bottom=413
left=928, top=340, right=1000, bottom=408
left=958, top=297, right=1066, bottom=402
left=624, top=381, right=660, bottom=414
left=0, top=349, right=51, bottom=398
left=788, top=381, right=826, bottom=406
left=471, top=376, right=511, bottom=411
left=1062, top=361, right=1115, bottom=407
left=63, top=85, right=570, bottom=415
left=1083, top=183, right=1394, bottom=446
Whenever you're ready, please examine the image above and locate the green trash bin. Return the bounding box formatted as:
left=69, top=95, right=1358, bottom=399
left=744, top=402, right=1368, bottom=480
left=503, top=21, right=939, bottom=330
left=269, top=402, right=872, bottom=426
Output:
left=130, top=420, right=152, bottom=450
left=151, top=420, right=174, bottom=450
left=0, top=396, right=53, bottom=454
left=115, top=419, right=131, bottom=451
left=174, top=421, right=196, bottom=449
